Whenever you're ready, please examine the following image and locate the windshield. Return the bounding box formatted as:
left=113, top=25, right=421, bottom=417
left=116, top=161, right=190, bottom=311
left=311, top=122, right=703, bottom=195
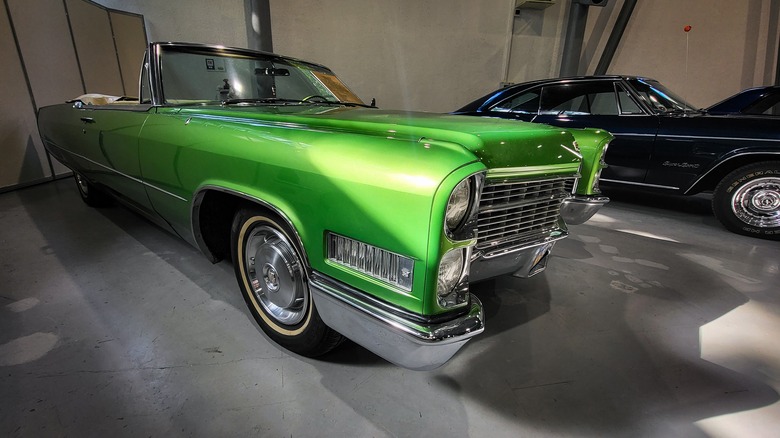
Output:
left=158, top=46, right=364, bottom=105
left=628, top=78, right=697, bottom=113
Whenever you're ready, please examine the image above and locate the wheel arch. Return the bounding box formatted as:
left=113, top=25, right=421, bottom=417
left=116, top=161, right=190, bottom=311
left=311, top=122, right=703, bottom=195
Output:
left=685, top=152, right=780, bottom=194
left=191, top=185, right=309, bottom=269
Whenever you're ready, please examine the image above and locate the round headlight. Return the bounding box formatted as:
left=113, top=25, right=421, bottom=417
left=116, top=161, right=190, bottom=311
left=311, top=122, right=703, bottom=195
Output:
left=437, top=249, right=464, bottom=298
left=445, top=178, right=472, bottom=231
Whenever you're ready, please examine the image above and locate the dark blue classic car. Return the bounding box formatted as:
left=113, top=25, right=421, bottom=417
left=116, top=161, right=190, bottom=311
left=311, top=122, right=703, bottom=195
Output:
left=707, top=85, right=780, bottom=116
left=454, top=76, right=780, bottom=240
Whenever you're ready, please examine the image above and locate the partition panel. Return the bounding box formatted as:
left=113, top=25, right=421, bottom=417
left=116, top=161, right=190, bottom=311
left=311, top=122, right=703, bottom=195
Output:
left=66, top=0, right=124, bottom=95
left=7, top=0, right=85, bottom=179
left=1, top=1, right=60, bottom=189
left=110, top=10, right=148, bottom=97
left=7, top=0, right=84, bottom=107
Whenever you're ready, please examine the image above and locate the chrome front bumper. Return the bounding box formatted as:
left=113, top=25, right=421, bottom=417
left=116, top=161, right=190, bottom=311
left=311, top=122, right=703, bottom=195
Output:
left=560, top=195, right=610, bottom=225
left=310, top=273, right=484, bottom=371
left=469, top=238, right=563, bottom=282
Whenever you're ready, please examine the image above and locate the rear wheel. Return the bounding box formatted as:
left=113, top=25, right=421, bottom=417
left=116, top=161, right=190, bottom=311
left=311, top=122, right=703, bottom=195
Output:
left=231, top=208, right=343, bottom=356
left=713, top=162, right=780, bottom=240
left=74, top=173, right=111, bottom=207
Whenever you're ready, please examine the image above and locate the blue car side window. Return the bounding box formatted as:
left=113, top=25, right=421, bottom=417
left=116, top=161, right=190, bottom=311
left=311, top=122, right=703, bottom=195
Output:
left=539, top=82, right=618, bottom=116
left=617, top=86, right=643, bottom=115
left=492, top=90, right=541, bottom=114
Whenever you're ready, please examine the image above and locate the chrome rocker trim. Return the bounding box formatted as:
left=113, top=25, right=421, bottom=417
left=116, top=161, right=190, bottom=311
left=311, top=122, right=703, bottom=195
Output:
left=309, top=272, right=484, bottom=371
left=560, top=195, right=610, bottom=225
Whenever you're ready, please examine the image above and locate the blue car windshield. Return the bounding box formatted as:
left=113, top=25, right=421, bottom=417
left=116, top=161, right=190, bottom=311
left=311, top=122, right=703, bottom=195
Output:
left=628, top=79, right=697, bottom=113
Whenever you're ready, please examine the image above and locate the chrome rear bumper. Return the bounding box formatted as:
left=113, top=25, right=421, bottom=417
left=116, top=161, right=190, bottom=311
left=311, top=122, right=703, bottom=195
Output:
left=560, top=195, right=610, bottom=225
left=310, top=273, right=484, bottom=371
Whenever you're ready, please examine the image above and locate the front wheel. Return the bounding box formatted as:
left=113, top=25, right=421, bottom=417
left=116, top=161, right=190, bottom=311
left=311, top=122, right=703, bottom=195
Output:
left=231, top=208, right=343, bottom=356
left=713, top=162, right=780, bottom=240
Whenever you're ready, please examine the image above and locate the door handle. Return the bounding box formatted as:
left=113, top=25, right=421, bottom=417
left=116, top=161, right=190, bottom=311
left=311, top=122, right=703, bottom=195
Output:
left=80, top=117, right=95, bottom=124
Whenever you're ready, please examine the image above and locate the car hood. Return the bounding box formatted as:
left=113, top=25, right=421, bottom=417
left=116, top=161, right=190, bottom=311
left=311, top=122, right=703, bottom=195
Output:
left=175, top=105, right=581, bottom=170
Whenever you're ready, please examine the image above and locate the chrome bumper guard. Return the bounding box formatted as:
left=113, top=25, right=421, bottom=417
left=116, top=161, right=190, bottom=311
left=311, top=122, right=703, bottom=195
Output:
left=560, top=195, right=610, bottom=225
left=470, top=236, right=564, bottom=282
left=309, top=273, right=484, bottom=371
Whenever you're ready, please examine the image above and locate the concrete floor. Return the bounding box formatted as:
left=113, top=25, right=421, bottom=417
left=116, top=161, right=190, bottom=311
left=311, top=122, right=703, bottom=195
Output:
left=1, top=178, right=779, bottom=437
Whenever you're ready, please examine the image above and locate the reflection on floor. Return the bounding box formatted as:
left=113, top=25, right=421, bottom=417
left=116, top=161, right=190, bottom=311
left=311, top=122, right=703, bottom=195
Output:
left=1, top=179, right=779, bottom=437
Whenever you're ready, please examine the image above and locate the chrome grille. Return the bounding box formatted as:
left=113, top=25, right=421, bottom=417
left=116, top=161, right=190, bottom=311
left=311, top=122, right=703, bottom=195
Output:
left=564, top=178, right=577, bottom=195
left=476, top=176, right=576, bottom=253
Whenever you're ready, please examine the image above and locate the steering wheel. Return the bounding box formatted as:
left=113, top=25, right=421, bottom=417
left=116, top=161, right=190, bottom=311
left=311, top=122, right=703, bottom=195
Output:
left=301, top=95, right=329, bottom=103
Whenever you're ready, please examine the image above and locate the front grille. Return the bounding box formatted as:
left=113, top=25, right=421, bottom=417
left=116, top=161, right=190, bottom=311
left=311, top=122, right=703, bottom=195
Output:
left=564, top=178, right=577, bottom=195
left=476, top=176, right=576, bottom=253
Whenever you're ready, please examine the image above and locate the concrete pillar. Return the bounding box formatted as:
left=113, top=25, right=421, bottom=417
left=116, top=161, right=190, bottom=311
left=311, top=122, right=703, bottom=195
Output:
left=245, top=0, right=273, bottom=52
left=559, top=1, right=589, bottom=77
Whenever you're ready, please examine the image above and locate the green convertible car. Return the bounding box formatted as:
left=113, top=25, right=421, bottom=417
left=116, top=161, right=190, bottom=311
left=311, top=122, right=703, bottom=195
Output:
left=38, top=42, right=611, bottom=370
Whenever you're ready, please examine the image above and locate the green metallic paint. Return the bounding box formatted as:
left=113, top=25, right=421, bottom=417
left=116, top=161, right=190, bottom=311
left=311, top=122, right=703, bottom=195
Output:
left=568, top=128, right=613, bottom=195
left=39, top=101, right=583, bottom=316
left=424, top=162, right=484, bottom=315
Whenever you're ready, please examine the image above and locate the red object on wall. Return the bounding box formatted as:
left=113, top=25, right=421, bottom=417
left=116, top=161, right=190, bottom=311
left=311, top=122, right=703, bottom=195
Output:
left=684, top=25, right=692, bottom=32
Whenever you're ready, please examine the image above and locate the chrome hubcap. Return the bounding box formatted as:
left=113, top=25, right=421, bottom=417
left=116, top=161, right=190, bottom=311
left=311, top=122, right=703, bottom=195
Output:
left=731, top=177, right=780, bottom=228
left=244, top=225, right=307, bottom=325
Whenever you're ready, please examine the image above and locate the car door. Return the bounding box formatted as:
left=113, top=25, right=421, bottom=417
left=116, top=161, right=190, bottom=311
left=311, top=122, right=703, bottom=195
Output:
left=73, top=104, right=157, bottom=214
left=528, top=80, right=660, bottom=184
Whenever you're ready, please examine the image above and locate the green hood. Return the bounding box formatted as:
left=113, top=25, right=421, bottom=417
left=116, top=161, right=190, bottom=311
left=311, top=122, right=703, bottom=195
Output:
left=177, top=105, right=582, bottom=171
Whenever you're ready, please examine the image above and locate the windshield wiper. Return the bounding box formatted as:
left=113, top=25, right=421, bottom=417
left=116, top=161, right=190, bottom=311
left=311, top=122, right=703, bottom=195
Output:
left=221, top=97, right=375, bottom=108
left=334, top=100, right=375, bottom=108
left=221, top=98, right=306, bottom=105
left=306, top=99, right=375, bottom=108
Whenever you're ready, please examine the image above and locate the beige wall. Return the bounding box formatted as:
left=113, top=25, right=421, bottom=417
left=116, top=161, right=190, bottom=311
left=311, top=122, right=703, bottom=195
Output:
left=270, top=0, right=515, bottom=112
left=85, top=0, right=780, bottom=111
left=583, top=0, right=780, bottom=107
left=111, top=11, right=151, bottom=95
left=0, top=0, right=146, bottom=192
left=0, top=4, right=50, bottom=189
left=66, top=0, right=125, bottom=96
left=3, top=0, right=778, bottom=191
left=271, top=0, right=779, bottom=111
left=93, top=0, right=247, bottom=47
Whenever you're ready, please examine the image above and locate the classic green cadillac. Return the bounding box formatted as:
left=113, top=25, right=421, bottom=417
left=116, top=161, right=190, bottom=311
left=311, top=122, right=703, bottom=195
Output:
left=38, top=43, right=611, bottom=370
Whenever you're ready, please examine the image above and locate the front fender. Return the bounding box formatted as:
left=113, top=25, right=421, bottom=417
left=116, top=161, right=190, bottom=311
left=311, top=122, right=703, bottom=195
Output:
left=568, top=128, right=613, bottom=195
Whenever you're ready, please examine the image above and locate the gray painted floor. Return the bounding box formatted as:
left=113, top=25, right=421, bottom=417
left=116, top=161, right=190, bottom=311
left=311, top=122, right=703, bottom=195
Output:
left=1, top=179, right=779, bottom=437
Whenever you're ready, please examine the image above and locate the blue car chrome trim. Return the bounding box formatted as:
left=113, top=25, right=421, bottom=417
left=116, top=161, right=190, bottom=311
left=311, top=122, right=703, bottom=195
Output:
left=613, top=133, right=656, bottom=137
left=661, top=134, right=780, bottom=143
left=684, top=151, right=780, bottom=194
left=600, top=178, right=680, bottom=191
left=43, top=139, right=188, bottom=202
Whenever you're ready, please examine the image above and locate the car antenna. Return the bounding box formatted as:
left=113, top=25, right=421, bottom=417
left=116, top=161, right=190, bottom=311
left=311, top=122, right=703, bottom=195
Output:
left=683, top=24, right=692, bottom=116
left=370, top=98, right=376, bottom=108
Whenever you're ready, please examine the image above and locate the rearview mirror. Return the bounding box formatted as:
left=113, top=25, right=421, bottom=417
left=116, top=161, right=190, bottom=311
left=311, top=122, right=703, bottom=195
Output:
left=255, top=67, right=290, bottom=76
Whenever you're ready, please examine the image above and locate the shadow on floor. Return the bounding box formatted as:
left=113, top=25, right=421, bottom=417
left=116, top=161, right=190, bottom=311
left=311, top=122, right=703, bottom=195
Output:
left=11, top=179, right=779, bottom=436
